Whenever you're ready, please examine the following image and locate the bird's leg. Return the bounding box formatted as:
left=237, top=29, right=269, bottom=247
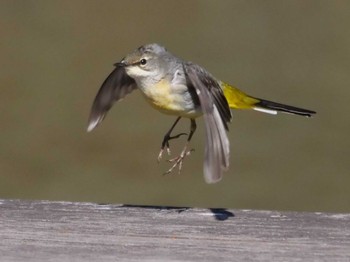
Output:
left=157, top=117, right=187, bottom=162
left=164, top=119, right=196, bottom=175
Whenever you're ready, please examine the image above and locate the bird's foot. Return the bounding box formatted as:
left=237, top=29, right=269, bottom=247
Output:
left=157, top=147, right=171, bottom=162
left=163, top=146, right=194, bottom=175
left=157, top=132, right=187, bottom=162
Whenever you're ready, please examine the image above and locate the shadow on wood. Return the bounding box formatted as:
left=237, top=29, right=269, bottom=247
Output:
left=121, top=204, right=235, bottom=221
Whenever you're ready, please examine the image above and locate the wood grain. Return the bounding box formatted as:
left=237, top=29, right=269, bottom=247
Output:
left=0, top=199, right=349, bottom=261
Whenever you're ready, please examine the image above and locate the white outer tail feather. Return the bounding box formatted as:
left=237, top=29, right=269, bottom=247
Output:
left=253, top=107, right=278, bottom=115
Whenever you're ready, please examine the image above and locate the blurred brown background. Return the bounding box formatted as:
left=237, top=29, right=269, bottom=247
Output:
left=0, top=0, right=349, bottom=212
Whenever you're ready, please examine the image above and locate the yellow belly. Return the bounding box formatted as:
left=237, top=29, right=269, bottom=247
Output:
left=140, top=79, right=201, bottom=118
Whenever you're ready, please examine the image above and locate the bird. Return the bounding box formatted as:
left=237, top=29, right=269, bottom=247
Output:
left=87, top=43, right=316, bottom=184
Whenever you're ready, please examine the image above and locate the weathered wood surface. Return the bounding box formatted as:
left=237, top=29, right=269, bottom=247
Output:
left=0, top=199, right=349, bottom=262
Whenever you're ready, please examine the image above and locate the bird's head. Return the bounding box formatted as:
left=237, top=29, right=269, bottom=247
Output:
left=116, top=43, right=169, bottom=80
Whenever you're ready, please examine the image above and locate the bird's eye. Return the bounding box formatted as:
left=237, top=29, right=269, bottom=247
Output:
left=140, top=58, right=147, bottom=66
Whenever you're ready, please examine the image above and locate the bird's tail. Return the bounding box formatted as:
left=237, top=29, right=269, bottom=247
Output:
left=252, top=98, right=316, bottom=117
left=221, top=82, right=316, bottom=117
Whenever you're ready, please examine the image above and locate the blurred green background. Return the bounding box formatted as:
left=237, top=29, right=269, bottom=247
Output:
left=1, top=0, right=349, bottom=213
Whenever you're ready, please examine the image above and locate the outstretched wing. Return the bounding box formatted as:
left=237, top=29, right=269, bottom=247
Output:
left=87, top=65, right=137, bottom=132
left=184, top=62, right=231, bottom=183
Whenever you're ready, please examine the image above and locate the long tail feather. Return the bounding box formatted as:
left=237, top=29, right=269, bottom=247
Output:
left=253, top=98, right=316, bottom=117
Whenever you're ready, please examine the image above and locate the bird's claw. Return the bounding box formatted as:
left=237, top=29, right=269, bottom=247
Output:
left=157, top=132, right=188, bottom=163
left=157, top=146, right=172, bottom=162
left=163, top=147, right=194, bottom=175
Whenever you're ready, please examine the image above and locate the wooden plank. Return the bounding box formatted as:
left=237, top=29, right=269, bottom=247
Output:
left=0, top=199, right=349, bottom=261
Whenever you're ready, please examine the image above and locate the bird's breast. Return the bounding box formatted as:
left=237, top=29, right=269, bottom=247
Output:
left=139, top=79, right=201, bottom=118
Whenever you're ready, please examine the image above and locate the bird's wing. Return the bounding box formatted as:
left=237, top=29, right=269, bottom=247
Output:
left=184, top=62, right=231, bottom=183
left=87, top=65, right=137, bottom=132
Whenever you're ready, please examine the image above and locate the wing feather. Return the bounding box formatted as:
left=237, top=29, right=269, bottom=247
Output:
left=87, top=66, right=137, bottom=132
left=184, top=63, right=231, bottom=183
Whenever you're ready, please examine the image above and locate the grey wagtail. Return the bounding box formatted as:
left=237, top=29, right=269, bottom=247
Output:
left=87, top=43, right=316, bottom=184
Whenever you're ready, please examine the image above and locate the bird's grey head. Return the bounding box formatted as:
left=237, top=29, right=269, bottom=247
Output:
left=117, top=43, right=171, bottom=80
